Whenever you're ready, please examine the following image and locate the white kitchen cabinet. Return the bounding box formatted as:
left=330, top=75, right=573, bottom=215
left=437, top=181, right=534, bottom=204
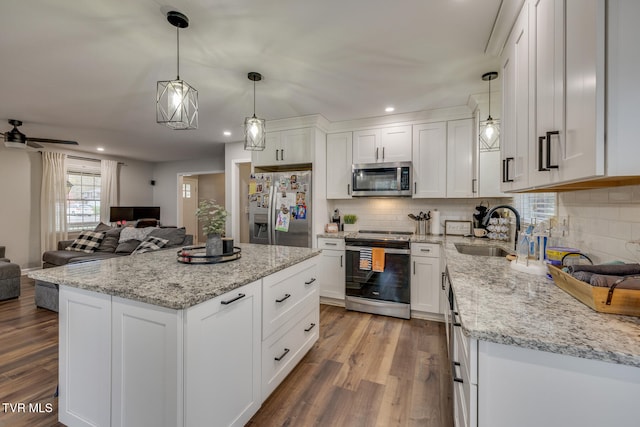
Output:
left=410, top=243, right=441, bottom=315
left=352, top=125, right=412, bottom=164
left=112, top=298, right=182, bottom=427
left=252, top=127, right=313, bottom=167
left=446, top=119, right=475, bottom=198
left=184, top=280, right=261, bottom=427
left=500, top=0, right=531, bottom=192
left=317, top=237, right=345, bottom=301
left=326, top=132, right=353, bottom=199
left=59, top=286, right=112, bottom=427
left=412, top=122, right=447, bottom=198
left=261, top=257, right=319, bottom=402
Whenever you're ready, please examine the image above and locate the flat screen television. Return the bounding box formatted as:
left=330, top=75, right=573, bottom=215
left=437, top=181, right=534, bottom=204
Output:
left=109, top=206, right=160, bottom=222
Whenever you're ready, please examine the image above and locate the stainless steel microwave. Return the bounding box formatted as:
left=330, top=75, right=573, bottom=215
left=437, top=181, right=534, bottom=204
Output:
left=351, top=162, right=412, bottom=197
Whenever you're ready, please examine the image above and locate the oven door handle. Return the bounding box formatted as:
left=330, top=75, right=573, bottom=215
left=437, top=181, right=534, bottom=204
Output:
left=345, top=246, right=411, bottom=255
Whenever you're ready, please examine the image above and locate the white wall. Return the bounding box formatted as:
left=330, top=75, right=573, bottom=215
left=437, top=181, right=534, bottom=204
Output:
left=0, top=146, right=153, bottom=269
left=559, top=185, right=640, bottom=264
left=152, top=145, right=225, bottom=227
left=225, top=142, right=252, bottom=239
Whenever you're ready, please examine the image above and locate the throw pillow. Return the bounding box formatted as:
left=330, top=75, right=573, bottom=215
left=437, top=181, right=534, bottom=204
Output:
left=94, top=222, right=113, bottom=232
left=131, top=236, right=170, bottom=255
left=95, top=228, right=122, bottom=253
left=148, top=227, right=186, bottom=246
left=115, top=239, right=142, bottom=254
left=118, top=226, right=156, bottom=243
left=65, top=231, right=106, bottom=253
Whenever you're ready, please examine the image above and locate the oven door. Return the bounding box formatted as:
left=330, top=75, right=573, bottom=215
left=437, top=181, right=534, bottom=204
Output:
left=345, top=246, right=411, bottom=303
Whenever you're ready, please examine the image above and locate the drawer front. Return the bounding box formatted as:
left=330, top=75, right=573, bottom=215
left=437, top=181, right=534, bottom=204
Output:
left=262, top=298, right=319, bottom=401
left=263, top=259, right=318, bottom=339
left=453, top=378, right=469, bottom=427
left=411, top=242, right=441, bottom=258
left=318, top=237, right=345, bottom=250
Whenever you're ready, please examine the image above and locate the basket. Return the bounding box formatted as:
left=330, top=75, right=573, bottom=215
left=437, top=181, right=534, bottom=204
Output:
left=547, top=264, right=640, bottom=316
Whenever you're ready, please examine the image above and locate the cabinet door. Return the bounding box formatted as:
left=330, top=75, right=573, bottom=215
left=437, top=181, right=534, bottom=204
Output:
left=380, top=125, right=412, bottom=162
left=59, top=286, right=112, bottom=427
left=530, top=0, right=564, bottom=187
left=252, top=132, right=282, bottom=167
left=111, top=298, right=181, bottom=427
left=318, top=249, right=345, bottom=300
left=185, top=280, right=262, bottom=427
left=447, top=119, right=475, bottom=198
left=326, top=132, right=353, bottom=199
left=411, top=256, right=440, bottom=314
left=412, top=122, right=447, bottom=198
left=353, top=128, right=382, bottom=164
left=281, top=128, right=313, bottom=165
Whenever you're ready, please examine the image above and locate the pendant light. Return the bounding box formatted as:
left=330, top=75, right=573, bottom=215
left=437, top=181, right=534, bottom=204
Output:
left=479, top=71, right=499, bottom=151
left=244, top=72, right=266, bottom=151
left=156, top=11, right=198, bottom=130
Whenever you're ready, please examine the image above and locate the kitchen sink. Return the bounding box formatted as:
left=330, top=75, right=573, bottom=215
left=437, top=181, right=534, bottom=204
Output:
left=454, top=243, right=510, bottom=258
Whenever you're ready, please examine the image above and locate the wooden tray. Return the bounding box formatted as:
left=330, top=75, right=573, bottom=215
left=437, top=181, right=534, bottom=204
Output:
left=547, top=264, right=640, bottom=316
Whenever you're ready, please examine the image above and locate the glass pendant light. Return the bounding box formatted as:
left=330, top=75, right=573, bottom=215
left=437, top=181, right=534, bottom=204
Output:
left=479, top=71, right=500, bottom=151
left=156, top=11, right=198, bottom=130
left=244, top=72, right=266, bottom=151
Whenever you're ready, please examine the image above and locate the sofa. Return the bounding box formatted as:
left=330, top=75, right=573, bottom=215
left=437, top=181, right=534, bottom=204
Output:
left=0, top=246, right=21, bottom=301
left=36, top=224, right=193, bottom=311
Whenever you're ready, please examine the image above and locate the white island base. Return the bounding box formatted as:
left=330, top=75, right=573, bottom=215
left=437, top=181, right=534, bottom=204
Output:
left=58, top=257, right=318, bottom=427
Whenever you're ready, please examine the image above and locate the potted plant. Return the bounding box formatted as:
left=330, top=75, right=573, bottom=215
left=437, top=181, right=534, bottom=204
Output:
left=195, top=199, right=228, bottom=256
left=343, top=214, right=358, bottom=232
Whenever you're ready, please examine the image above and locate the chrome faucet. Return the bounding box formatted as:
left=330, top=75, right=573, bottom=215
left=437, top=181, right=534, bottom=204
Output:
left=482, top=205, right=521, bottom=250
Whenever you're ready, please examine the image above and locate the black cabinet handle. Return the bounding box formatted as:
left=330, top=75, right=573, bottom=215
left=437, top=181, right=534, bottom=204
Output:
left=276, top=150, right=279, bottom=161
left=538, top=136, right=548, bottom=171
left=503, top=157, right=514, bottom=182
left=414, top=182, right=417, bottom=194
left=375, top=147, right=379, bottom=161
left=276, top=293, right=291, bottom=303
left=472, top=178, right=477, bottom=194
left=441, top=272, right=446, bottom=290
left=304, top=323, right=316, bottom=332
left=221, top=293, right=245, bottom=305
left=453, top=311, right=461, bottom=327
left=546, top=131, right=559, bottom=169
left=281, top=149, right=285, bottom=161
left=452, top=361, right=464, bottom=383
left=347, top=183, right=350, bottom=195
left=304, top=278, right=316, bottom=285
left=274, top=348, right=290, bottom=361
left=340, top=255, right=343, bottom=268
left=382, top=147, right=385, bottom=160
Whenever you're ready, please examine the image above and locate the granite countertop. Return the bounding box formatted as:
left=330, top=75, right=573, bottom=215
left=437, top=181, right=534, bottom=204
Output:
left=442, top=236, right=640, bottom=368
left=28, top=243, right=320, bottom=310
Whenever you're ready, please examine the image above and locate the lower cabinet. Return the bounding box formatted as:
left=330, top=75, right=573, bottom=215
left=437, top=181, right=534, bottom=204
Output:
left=317, top=237, right=345, bottom=301
left=410, top=243, right=441, bottom=315
left=58, top=258, right=319, bottom=427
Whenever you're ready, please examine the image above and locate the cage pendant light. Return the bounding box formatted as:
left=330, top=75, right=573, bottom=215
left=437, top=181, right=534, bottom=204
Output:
left=156, top=11, right=198, bottom=130
left=479, top=71, right=499, bottom=151
left=244, top=72, right=266, bottom=151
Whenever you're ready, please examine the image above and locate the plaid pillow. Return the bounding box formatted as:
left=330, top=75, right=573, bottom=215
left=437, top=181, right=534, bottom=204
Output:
left=65, top=231, right=106, bottom=253
left=131, top=236, right=169, bottom=255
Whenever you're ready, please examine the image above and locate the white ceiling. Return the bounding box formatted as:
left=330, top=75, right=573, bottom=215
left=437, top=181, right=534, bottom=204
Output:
left=0, top=0, right=506, bottom=162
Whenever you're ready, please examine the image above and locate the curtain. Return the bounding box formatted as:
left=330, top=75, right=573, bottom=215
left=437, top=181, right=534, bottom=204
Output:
left=41, top=152, right=68, bottom=252
left=100, top=159, right=119, bottom=223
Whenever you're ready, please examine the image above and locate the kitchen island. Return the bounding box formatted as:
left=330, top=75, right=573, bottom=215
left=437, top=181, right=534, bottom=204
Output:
left=29, top=243, right=320, bottom=427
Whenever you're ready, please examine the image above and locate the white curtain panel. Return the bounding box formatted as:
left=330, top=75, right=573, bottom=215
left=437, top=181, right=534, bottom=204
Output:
left=100, top=159, right=119, bottom=222
left=41, top=151, right=68, bottom=252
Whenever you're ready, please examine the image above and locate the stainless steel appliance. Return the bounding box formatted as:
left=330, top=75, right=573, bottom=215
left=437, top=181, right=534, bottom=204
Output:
left=345, top=230, right=412, bottom=319
left=249, top=170, right=312, bottom=248
left=351, top=162, right=412, bottom=197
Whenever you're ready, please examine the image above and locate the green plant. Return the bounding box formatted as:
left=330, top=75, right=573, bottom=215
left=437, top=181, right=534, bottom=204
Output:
left=195, top=199, right=228, bottom=236
left=343, top=214, right=358, bottom=224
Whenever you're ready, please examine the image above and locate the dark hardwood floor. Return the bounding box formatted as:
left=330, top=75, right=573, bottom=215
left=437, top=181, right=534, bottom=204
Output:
left=0, top=278, right=452, bottom=427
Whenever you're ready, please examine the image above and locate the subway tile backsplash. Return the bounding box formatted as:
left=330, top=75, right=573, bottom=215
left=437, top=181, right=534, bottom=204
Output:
left=559, top=185, right=640, bottom=264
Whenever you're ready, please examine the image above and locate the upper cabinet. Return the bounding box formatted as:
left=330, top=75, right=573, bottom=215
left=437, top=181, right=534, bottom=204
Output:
left=446, top=119, right=476, bottom=198
left=326, top=132, right=353, bottom=199
left=352, top=125, right=412, bottom=164
left=412, top=122, right=447, bottom=198
left=252, top=128, right=313, bottom=168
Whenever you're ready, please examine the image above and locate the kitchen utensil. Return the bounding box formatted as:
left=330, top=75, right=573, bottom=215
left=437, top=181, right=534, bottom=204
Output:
left=408, top=213, right=418, bottom=221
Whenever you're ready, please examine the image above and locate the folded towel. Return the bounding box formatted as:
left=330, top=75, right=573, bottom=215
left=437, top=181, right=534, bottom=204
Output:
left=589, top=274, right=640, bottom=290
left=567, top=263, right=640, bottom=276
left=372, top=248, right=385, bottom=272
left=359, top=248, right=372, bottom=271
left=571, top=271, right=594, bottom=283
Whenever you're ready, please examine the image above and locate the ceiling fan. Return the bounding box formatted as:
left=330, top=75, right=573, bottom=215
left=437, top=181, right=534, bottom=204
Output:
left=1, top=119, right=79, bottom=149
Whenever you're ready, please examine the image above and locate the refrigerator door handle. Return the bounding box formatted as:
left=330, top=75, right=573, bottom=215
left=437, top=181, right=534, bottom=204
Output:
left=267, top=185, right=274, bottom=245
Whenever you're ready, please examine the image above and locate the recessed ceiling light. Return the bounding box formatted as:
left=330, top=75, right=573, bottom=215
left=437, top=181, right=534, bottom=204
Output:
left=223, top=130, right=232, bottom=136
left=385, top=106, right=395, bottom=113
left=97, top=147, right=105, bottom=152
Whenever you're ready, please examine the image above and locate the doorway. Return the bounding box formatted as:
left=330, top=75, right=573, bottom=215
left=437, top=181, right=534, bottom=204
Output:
left=178, top=172, right=225, bottom=245
left=179, top=176, right=199, bottom=244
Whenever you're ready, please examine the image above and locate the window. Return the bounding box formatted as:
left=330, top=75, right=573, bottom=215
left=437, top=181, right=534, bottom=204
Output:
left=183, top=183, right=192, bottom=198
left=513, top=192, right=557, bottom=225
left=67, top=170, right=101, bottom=231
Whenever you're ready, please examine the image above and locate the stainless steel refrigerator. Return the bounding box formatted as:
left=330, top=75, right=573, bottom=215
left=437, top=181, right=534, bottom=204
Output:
left=249, top=170, right=312, bottom=248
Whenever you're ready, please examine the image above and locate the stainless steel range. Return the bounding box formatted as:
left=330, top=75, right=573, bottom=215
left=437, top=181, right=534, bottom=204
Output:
left=345, top=230, right=412, bottom=319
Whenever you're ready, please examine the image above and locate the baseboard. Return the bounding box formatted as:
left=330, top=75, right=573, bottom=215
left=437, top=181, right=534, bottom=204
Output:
left=319, top=296, right=345, bottom=308
left=410, top=311, right=445, bottom=322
